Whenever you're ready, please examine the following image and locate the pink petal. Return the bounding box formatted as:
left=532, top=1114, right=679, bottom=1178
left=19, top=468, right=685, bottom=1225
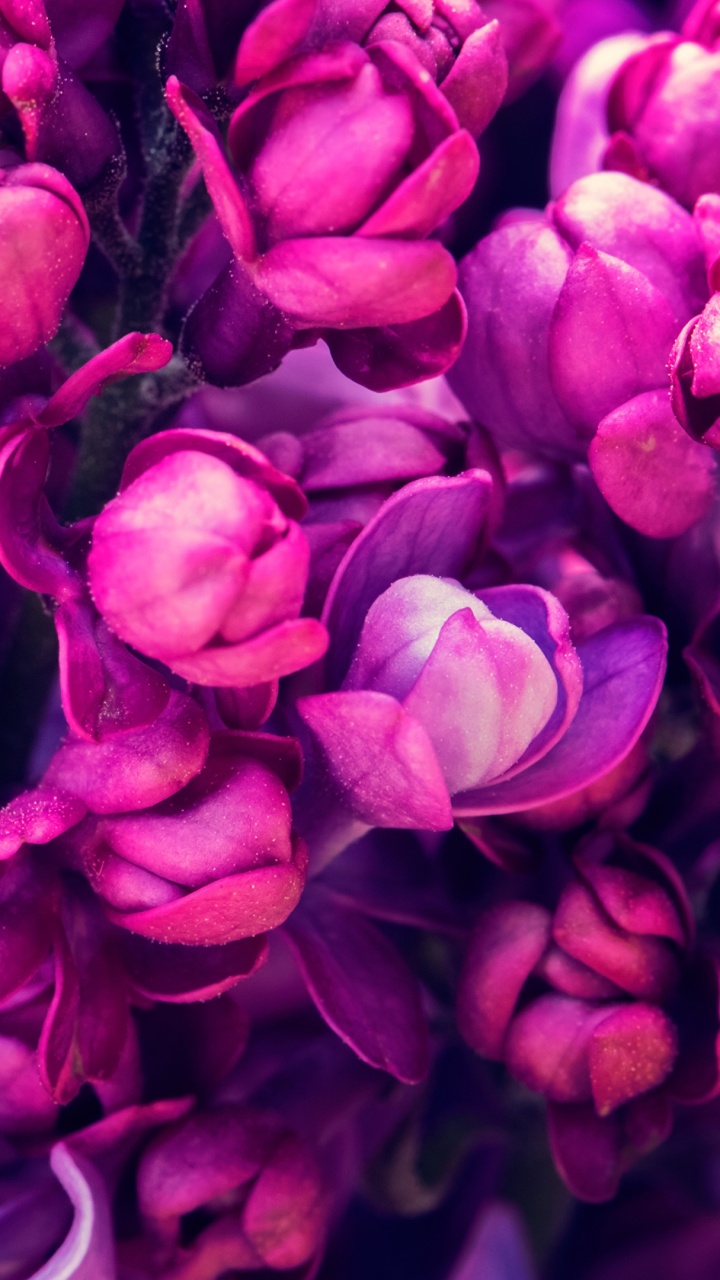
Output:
left=457, top=902, right=551, bottom=1058
left=43, top=691, right=210, bottom=814
left=589, top=389, right=716, bottom=537
left=589, top=1003, right=678, bottom=1115
left=106, top=836, right=308, bottom=945
left=359, top=130, right=479, bottom=238
left=549, top=245, right=679, bottom=437
left=297, top=689, right=453, bottom=830
left=552, top=882, right=678, bottom=1002
left=254, top=236, right=457, bottom=328
left=166, top=76, right=257, bottom=261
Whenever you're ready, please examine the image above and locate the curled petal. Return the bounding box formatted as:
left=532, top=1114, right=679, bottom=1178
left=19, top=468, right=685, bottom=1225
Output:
left=457, top=902, right=551, bottom=1058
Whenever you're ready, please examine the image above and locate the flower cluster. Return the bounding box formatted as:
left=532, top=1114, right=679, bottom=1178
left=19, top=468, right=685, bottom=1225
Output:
left=2, top=0, right=720, bottom=1276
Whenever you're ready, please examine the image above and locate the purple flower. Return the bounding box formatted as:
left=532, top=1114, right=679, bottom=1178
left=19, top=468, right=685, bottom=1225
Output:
left=294, top=471, right=667, bottom=863
left=448, top=171, right=717, bottom=537
left=458, top=833, right=720, bottom=1201
left=88, top=427, right=328, bottom=688
left=166, top=24, right=490, bottom=390
left=601, top=0, right=720, bottom=210
left=168, top=0, right=508, bottom=132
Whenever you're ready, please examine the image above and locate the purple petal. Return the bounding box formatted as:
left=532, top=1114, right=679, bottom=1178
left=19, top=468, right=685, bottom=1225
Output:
left=106, top=835, right=308, bottom=945
left=590, top=389, right=716, bottom=537
left=359, top=130, right=479, bottom=238
left=31, top=1143, right=114, bottom=1280
left=0, top=854, right=56, bottom=1002
left=548, top=245, right=679, bottom=437
left=440, top=21, right=508, bottom=137
left=297, top=689, right=452, bottom=829
left=284, top=885, right=430, bottom=1082
left=181, top=260, right=296, bottom=387
left=43, top=691, right=210, bottom=814
left=56, top=600, right=171, bottom=741
left=121, top=933, right=267, bottom=1002
left=326, top=290, right=467, bottom=390
left=448, top=221, right=576, bottom=455
left=449, top=1202, right=536, bottom=1280
left=0, top=428, right=81, bottom=597
left=0, top=788, right=86, bottom=858
left=255, top=236, right=457, bottom=329
left=322, top=470, right=495, bottom=686
left=547, top=1101, right=623, bottom=1202
left=453, top=618, right=667, bottom=815
left=457, top=902, right=551, bottom=1059
left=166, top=76, right=257, bottom=262
left=475, top=584, right=584, bottom=779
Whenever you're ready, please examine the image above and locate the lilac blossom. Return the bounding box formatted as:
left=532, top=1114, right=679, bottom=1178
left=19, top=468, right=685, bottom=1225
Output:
left=448, top=170, right=717, bottom=537
left=458, top=833, right=720, bottom=1201
left=165, top=7, right=501, bottom=390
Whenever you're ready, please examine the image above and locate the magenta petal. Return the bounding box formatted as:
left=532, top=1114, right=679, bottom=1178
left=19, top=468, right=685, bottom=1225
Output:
left=590, top=389, right=716, bottom=537
left=243, top=1132, right=327, bottom=1269
left=182, top=260, right=296, bottom=387
left=0, top=787, right=86, bottom=857
left=685, top=603, right=720, bottom=715
left=505, top=994, right=616, bottom=1102
left=549, top=245, right=679, bottom=436
left=0, top=428, right=81, bottom=598
left=440, top=21, right=508, bottom=136
left=359, top=131, right=479, bottom=238
left=448, top=221, right=575, bottom=455
left=120, top=933, right=268, bottom=1002
left=547, top=1101, right=623, bottom=1202
left=453, top=618, right=667, bottom=815
left=297, top=690, right=452, bottom=830
left=326, top=290, right=467, bottom=391
left=166, top=76, right=257, bottom=261
left=589, top=1004, right=678, bottom=1115
left=167, top=617, right=329, bottom=687
left=552, top=882, right=678, bottom=1002
left=284, top=886, right=430, bottom=1082
left=457, top=902, right=551, bottom=1058
left=33, top=1143, right=114, bottom=1280
left=120, top=425, right=307, bottom=520
left=35, top=332, right=172, bottom=429
left=43, top=691, right=210, bottom=814
left=254, top=237, right=457, bottom=328
left=234, top=0, right=316, bottom=84
left=106, top=835, right=308, bottom=945
left=56, top=600, right=171, bottom=741
left=323, top=470, right=495, bottom=686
